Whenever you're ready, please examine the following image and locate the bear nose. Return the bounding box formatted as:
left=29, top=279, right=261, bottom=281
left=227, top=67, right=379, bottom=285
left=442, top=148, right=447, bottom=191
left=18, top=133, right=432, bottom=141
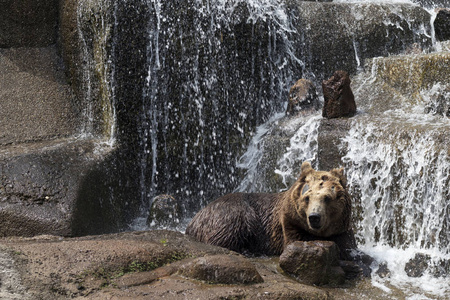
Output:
left=308, top=213, right=321, bottom=229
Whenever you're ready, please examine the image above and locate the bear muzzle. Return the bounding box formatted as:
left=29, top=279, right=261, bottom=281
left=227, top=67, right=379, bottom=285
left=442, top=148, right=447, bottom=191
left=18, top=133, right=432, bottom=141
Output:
left=308, top=213, right=322, bottom=230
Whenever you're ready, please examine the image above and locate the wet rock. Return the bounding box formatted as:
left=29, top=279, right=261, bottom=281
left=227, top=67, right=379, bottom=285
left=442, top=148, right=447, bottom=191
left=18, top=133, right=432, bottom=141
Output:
left=415, top=0, right=450, bottom=8
left=424, top=86, right=450, bottom=117
left=405, top=253, right=431, bottom=277
left=287, top=2, right=432, bottom=79
left=348, top=249, right=374, bottom=278
left=60, top=0, right=296, bottom=215
left=0, top=0, right=58, bottom=47
left=434, top=9, right=450, bottom=42
left=431, top=258, right=450, bottom=278
left=180, top=254, right=263, bottom=284
left=322, top=71, right=356, bottom=119
left=1, top=231, right=378, bottom=299
left=286, top=79, right=321, bottom=117
left=0, top=47, right=79, bottom=145
left=317, top=118, right=352, bottom=171
left=376, top=262, right=391, bottom=278
left=0, top=138, right=139, bottom=237
left=279, top=241, right=346, bottom=286
left=147, top=195, right=183, bottom=229
left=339, top=261, right=362, bottom=279
left=404, top=255, right=450, bottom=279
left=354, top=52, right=450, bottom=114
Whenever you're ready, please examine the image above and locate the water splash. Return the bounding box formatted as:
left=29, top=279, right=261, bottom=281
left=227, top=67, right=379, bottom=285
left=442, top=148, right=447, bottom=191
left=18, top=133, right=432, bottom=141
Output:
left=275, top=114, right=321, bottom=188
left=235, top=112, right=285, bottom=192
left=135, top=0, right=303, bottom=224
left=341, top=115, right=449, bottom=298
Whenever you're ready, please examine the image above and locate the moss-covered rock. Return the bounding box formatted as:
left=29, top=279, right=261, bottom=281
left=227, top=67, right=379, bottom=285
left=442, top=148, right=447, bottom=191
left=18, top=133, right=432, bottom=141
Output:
left=355, top=52, right=450, bottom=112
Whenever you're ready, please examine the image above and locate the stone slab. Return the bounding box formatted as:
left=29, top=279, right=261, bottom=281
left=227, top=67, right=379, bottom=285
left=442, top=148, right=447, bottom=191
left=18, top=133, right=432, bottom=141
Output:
left=0, top=47, right=79, bottom=145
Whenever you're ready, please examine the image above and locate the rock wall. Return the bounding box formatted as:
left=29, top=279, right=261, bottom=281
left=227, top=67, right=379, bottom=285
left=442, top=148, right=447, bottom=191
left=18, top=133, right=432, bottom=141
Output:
left=0, top=0, right=59, bottom=47
left=60, top=0, right=435, bottom=219
left=0, top=0, right=446, bottom=237
left=287, top=1, right=432, bottom=79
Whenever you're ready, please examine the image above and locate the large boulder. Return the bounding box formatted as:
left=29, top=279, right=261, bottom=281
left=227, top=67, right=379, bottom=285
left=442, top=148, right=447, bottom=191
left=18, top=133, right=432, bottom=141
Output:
left=279, top=241, right=345, bottom=286
left=434, top=8, right=450, bottom=42
left=0, top=231, right=332, bottom=299
left=0, top=139, right=129, bottom=237
left=322, top=71, right=356, bottom=119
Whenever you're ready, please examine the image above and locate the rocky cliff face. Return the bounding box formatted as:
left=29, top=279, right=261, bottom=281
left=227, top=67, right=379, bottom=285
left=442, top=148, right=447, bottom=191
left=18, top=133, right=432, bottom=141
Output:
left=0, top=0, right=447, bottom=237
left=0, top=0, right=59, bottom=48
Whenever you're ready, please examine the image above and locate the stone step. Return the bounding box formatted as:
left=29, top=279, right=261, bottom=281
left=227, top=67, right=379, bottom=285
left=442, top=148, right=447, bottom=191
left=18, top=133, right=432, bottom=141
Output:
left=352, top=51, right=450, bottom=114
left=0, top=46, right=80, bottom=145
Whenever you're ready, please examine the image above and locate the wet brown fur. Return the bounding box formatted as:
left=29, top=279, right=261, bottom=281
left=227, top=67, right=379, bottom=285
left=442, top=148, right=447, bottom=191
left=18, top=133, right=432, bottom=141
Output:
left=185, top=162, right=355, bottom=257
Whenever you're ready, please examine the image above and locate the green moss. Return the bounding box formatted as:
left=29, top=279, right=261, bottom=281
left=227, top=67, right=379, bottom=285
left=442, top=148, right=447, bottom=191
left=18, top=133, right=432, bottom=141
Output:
left=78, top=251, right=192, bottom=289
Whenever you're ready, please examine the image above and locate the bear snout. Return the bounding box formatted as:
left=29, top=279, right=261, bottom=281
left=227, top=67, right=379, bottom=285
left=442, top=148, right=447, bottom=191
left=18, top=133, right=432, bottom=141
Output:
left=308, top=213, right=322, bottom=229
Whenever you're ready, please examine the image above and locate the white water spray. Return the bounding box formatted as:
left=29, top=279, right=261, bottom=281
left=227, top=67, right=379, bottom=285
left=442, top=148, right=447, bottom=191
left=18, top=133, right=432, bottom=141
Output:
left=275, top=114, right=321, bottom=188
left=341, top=87, right=450, bottom=298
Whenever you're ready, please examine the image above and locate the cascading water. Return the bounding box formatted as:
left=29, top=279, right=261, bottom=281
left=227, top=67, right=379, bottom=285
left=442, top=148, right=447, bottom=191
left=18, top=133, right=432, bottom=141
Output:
left=236, top=113, right=322, bottom=193
left=73, top=0, right=448, bottom=295
left=342, top=118, right=449, bottom=296
left=132, top=0, right=302, bottom=229
left=77, top=0, right=118, bottom=144
left=337, top=50, right=450, bottom=296
left=234, top=1, right=449, bottom=297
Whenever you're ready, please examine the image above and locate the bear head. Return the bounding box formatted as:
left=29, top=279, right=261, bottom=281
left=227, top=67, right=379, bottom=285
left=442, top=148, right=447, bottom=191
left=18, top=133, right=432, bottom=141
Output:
left=288, top=161, right=351, bottom=237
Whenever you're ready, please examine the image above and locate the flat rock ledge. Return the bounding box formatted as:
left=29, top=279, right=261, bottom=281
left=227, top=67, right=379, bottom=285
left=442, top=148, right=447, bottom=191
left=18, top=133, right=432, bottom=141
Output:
left=0, top=230, right=337, bottom=300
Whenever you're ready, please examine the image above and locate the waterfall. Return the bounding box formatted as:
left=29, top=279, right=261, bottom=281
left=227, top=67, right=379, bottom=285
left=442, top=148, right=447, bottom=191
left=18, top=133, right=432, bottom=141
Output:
left=134, top=0, right=301, bottom=226
left=274, top=114, right=321, bottom=188
left=341, top=65, right=450, bottom=297
left=77, top=0, right=118, bottom=143
left=70, top=0, right=449, bottom=295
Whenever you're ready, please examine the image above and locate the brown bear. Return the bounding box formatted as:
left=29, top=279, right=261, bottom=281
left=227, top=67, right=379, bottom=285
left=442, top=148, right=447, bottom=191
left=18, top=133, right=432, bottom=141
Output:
left=185, top=161, right=356, bottom=259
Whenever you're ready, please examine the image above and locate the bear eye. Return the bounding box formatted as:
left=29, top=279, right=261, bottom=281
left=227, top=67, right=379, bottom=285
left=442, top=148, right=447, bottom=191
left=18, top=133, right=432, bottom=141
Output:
left=304, top=196, right=309, bottom=204
left=324, top=196, right=332, bottom=203
left=321, top=175, right=329, bottom=181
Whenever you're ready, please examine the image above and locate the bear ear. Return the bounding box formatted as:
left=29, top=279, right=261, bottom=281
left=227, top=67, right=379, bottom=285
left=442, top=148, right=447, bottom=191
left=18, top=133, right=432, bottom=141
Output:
left=298, top=161, right=314, bottom=183
left=301, top=161, right=313, bottom=173
left=330, top=167, right=347, bottom=188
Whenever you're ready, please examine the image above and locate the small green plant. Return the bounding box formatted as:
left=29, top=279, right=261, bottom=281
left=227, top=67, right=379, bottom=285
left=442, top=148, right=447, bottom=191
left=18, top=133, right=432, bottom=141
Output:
left=160, top=238, right=168, bottom=246
left=128, top=261, right=146, bottom=273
